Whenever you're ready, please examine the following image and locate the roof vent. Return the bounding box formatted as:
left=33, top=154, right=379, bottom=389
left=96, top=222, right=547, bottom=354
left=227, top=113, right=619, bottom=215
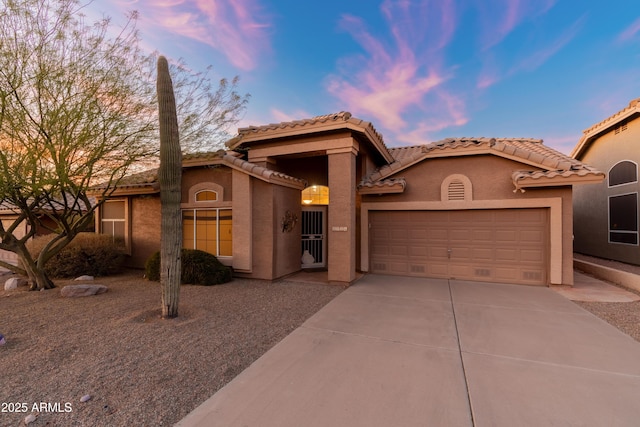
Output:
left=448, top=180, right=466, bottom=201
left=615, top=123, right=628, bottom=135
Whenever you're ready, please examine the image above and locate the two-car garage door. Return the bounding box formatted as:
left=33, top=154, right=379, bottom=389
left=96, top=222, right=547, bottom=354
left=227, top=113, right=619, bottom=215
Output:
left=369, top=209, right=548, bottom=286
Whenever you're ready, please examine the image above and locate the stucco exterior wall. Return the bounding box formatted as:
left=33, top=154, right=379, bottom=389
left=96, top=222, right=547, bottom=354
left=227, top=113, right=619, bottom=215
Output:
left=362, top=155, right=574, bottom=285
left=181, top=166, right=233, bottom=203
left=128, top=195, right=161, bottom=268
left=272, top=185, right=303, bottom=278
left=243, top=179, right=274, bottom=280
left=328, top=150, right=357, bottom=284
left=574, top=119, right=640, bottom=265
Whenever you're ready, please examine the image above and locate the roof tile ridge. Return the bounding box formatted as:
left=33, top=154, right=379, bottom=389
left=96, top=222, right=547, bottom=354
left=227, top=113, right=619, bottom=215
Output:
left=583, top=97, right=640, bottom=135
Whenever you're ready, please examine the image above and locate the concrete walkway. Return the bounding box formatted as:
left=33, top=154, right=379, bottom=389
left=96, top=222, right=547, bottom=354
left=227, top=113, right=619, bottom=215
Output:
left=177, top=275, right=640, bottom=427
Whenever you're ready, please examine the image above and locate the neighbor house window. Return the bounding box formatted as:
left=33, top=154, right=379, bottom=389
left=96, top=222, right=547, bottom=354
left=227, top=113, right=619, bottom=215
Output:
left=609, top=161, right=637, bottom=187
left=183, top=209, right=232, bottom=256
left=100, top=199, right=127, bottom=242
left=609, top=193, right=638, bottom=245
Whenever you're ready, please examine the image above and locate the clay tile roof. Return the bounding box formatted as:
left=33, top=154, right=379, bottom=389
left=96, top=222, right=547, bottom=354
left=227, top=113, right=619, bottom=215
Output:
left=582, top=98, right=640, bottom=137
left=571, top=97, right=640, bottom=158
left=237, top=111, right=355, bottom=136
left=228, top=112, right=394, bottom=163
left=357, top=177, right=407, bottom=194
left=107, top=150, right=306, bottom=195
left=91, top=167, right=160, bottom=192
left=364, top=136, right=604, bottom=191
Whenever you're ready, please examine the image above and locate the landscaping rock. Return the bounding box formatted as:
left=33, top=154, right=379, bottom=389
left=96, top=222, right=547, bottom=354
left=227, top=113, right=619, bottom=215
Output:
left=61, top=284, right=108, bottom=298
left=74, top=275, right=95, bottom=281
left=4, top=277, right=28, bottom=291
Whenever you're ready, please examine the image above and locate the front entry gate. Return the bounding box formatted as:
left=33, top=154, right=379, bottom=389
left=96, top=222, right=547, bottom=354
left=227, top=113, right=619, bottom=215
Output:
left=301, top=206, right=326, bottom=268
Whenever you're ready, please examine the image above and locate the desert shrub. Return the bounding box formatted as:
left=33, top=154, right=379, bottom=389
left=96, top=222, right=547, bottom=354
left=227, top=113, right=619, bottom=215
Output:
left=145, top=249, right=233, bottom=286
left=26, top=233, right=125, bottom=278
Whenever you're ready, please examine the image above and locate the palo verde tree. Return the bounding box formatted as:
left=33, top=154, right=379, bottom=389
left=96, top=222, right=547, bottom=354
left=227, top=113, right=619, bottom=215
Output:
left=0, top=0, right=248, bottom=290
left=157, top=55, right=182, bottom=319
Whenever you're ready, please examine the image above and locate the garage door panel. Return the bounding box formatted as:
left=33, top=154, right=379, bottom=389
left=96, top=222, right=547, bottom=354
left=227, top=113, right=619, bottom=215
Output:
left=427, top=263, right=448, bottom=277
left=495, top=249, right=517, bottom=262
left=473, top=248, right=494, bottom=260
left=494, top=267, right=520, bottom=282
left=521, top=230, right=544, bottom=243
left=521, top=249, right=544, bottom=263
left=495, top=230, right=517, bottom=241
left=409, top=246, right=428, bottom=256
left=473, top=229, right=493, bottom=241
left=428, top=246, right=449, bottom=259
left=389, top=245, right=407, bottom=256
left=369, top=209, right=548, bottom=286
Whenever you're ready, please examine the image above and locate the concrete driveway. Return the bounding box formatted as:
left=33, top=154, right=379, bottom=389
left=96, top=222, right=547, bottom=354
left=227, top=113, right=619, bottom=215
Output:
left=177, top=275, right=640, bottom=427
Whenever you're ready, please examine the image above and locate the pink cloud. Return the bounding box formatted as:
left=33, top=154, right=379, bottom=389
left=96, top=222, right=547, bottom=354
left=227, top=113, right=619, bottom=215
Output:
left=327, top=0, right=463, bottom=138
left=115, top=0, right=271, bottom=70
left=477, top=0, right=558, bottom=50
left=395, top=90, right=468, bottom=145
left=270, top=108, right=313, bottom=123
left=618, top=17, right=640, bottom=42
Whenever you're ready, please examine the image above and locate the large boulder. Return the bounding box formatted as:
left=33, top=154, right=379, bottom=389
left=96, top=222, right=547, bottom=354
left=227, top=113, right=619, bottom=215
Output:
left=4, top=277, right=28, bottom=291
left=60, top=284, right=108, bottom=298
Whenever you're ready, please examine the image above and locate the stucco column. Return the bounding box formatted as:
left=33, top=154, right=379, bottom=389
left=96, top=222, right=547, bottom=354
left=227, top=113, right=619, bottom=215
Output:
left=327, top=148, right=357, bottom=284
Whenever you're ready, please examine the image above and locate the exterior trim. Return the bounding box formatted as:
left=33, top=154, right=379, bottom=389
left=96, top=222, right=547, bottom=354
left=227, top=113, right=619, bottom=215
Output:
left=183, top=182, right=226, bottom=209
left=608, top=160, right=638, bottom=188
left=607, top=191, right=639, bottom=246
left=571, top=98, right=640, bottom=159
left=360, top=197, right=563, bottom=285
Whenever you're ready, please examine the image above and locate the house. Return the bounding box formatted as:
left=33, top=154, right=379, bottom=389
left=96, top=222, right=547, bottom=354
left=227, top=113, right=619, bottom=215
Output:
left=99, top=112, right=604, bottom=286
left=571, top=98, right=640, bottom=265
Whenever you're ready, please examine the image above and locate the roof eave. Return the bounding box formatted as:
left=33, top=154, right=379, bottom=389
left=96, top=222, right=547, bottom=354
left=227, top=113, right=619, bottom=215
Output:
left=228, top=119, right=395, bottom=164
left=572, top=102, right=640, bottom=159
left=513, top=173, right=605, bottom=191
left=358, top=184, right=406, bottom=195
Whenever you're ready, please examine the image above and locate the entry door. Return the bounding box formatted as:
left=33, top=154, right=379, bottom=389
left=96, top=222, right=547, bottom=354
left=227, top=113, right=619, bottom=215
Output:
left=301, top=207, right=326, bottom=268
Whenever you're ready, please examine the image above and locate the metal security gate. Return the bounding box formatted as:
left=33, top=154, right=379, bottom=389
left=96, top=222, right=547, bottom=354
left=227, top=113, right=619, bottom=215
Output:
left=301, top=207, right=326, bottom=268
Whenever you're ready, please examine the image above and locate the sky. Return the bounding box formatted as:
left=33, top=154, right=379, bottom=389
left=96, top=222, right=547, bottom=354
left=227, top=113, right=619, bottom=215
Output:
left=88, top=0, right=640, bottom=154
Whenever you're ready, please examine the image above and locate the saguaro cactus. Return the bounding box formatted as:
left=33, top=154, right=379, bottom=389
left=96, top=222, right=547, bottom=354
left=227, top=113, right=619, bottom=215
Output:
left=157, top=55, right=182, bottom=319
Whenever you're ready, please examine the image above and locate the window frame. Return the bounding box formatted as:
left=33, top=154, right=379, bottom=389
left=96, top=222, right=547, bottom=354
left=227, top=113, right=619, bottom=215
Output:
left=98, top=198, right=130, bottom=253
left=608, top=191, right=639, bottom=246
left=608, top=160, right=638, bottom=188
left=195, top=189, right=218, bottom=202
left=182, top=208, right=233, bottom=257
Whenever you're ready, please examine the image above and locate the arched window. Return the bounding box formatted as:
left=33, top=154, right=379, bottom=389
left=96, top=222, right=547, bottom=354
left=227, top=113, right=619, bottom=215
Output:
left=195, top=190, right=218, bottom=202
left=301, top=185, right=329, bottom=205
left=609, top=161, right=638, bottom=187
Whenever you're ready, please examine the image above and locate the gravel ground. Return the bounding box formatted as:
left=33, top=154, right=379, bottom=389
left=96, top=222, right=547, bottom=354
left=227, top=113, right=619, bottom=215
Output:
left=3, top=259, right=640, bottom=426
left=0, top=271, right=343, bottom=427
left=573, top=253, right=640, bottom=343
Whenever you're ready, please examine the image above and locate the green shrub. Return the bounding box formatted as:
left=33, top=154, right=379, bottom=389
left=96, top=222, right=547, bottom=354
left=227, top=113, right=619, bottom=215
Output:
left=26, top=233, right=125, bottom=278
left=145, top=249, right=233, bottom=286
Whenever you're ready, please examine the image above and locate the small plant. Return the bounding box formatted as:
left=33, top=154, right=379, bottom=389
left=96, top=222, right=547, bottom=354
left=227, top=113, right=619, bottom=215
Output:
left=145, top=249, right=233, bottom=286
left=26, top=233, right=125, bottom=278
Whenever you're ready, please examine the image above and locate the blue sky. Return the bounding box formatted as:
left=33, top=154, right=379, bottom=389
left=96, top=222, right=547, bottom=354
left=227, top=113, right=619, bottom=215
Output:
left=90, top=0, right=640, bottom=154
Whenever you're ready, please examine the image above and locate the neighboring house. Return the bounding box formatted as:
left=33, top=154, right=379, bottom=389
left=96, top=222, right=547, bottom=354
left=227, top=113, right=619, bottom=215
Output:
left=571, top=98, right=640, bottom=265
left=98, top=112, right=603, bottom=286
left=0, top=204, right=28, bottom=270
